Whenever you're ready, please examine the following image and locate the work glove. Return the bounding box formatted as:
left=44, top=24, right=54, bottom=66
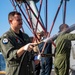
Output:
left=34, top=54, right=41, bottom=65
left=24, top=43, right=36, bottom=52
left=34, top=54, right=41, bottom=61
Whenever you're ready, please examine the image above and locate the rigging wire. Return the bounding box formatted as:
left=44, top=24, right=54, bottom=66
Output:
left=10, top=0, right=69, bottom=54
left=41, top=0, right=64, bottom=54
left=10, top=0, right=17, bottom=10
left=25, top=1, right=46, bottom=33
left=42, top=0, right=70, bottom=54
left=63, top=0, right=67, bottom=24
left=45, top=0, right=48, bottom=32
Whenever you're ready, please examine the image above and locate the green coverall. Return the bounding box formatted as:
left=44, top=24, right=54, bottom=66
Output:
left=54, top=33, right=75, bottom=75
left=0, top=28, right=35, bottom=75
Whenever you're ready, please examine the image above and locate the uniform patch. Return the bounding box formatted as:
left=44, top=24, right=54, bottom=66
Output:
left=2, top=38, right=8, bottom=44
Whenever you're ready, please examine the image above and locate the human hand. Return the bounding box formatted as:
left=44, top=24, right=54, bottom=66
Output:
left=34, top=54, right=41, bottom=61
left=34, top=54, right=41, bottom=65
left=24, top=43, right=37, bottom=52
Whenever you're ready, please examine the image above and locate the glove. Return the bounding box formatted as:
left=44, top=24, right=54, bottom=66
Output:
left=43, top=37, right=49, bottom=42
left=34, top=54, right=41, bottom=60
left=24, top=43, right=37, bottom=51
left=24, top=43, right=31, bottom=51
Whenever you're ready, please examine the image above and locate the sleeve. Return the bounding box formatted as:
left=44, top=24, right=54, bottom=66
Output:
left=0, top=34, right=19, bottom=61
left=65, top=34, right=75, bottom=40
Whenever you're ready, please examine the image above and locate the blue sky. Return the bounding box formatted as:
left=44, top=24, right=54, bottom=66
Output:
left=0, top=0, right=75, bottom=37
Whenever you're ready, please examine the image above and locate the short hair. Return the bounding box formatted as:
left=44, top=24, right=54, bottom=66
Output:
left=36, top=31, right=45, bottom=36
left=59, top=24, right=69, bottom=32
left=8, top=11, right=21, bottom=21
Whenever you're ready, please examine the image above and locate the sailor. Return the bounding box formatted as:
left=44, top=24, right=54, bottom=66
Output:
left=54, top=24, right=75, bottom=75
left=0, top=11, right=37, bottom=75
left=33, top=31, right=52, bottom=75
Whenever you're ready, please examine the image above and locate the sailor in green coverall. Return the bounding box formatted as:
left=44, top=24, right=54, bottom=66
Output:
left=54, top=24, right=75, bottom=75
left=0, top=11, right=37, bottom=75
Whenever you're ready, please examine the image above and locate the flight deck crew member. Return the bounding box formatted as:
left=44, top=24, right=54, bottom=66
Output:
left=35, top=31, right=52, bottom=75
left=54, top=24, right=75, bottom=75
left=0, top=11, right=37, bottom=75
